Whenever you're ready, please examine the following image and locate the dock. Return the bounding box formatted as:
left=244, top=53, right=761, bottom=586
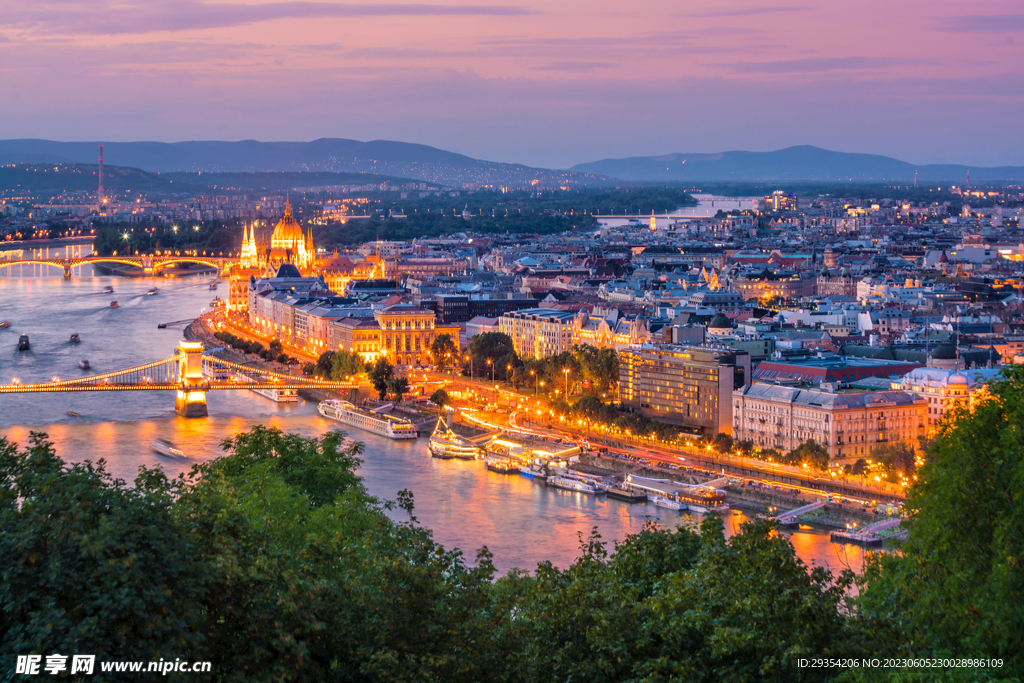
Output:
left=830, top=517, right=907, bottom=546
left=775, top=501, right=826, bottom=526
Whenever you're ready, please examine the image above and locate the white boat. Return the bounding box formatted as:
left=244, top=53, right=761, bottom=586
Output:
left=318, top=400, right=418, bottom=439
left=152, top=438, right=187, bottom=459
left=102, top=286, right=114, bottom=294
left=146, top=288, right=159, bottom=296
left=547, top=473, right=607, bottom=495
left=652, top=495, right=687, bottom=511
left=251, top=386, right=299, bottom=403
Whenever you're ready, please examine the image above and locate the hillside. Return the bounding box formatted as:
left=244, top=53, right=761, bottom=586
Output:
left=570, top=145, right=1024, bottom=183
left=0, top=138, right=609, bottom=188
left=164, top=171, right=427, bottom=192
left=0, top=163, right=199, bottom=196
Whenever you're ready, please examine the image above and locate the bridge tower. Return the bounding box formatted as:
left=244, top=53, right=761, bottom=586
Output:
left=142, top=255, right=155, bottom=275
left=175, top=341, right=209, bottom=417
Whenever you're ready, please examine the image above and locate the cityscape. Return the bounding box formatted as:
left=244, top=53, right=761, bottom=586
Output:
left=2, top=0, right=1022, bottom=680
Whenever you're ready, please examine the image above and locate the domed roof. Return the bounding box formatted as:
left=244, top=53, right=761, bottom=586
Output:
left=840, top=267, right=852, bottom=277
left=708, top=313, right=733, bottom=329
left=271, top=197, right=304, bottom=246
left=820, top=265, right=830, bottom=277
left=948, top=372, right=968, bottom=385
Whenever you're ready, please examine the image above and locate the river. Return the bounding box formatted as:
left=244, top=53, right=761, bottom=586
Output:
left=0, top=267, right=867, bottom=576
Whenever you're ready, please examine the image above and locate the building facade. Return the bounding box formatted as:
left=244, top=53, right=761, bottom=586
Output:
left=499, top=308, right=579, bottom=360
left=732, top=384, right=927, bottom=460
left=619, top=345, right=751, bottom=436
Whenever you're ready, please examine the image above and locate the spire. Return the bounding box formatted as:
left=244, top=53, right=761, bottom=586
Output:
left=284, top=192, right=291, bottom=219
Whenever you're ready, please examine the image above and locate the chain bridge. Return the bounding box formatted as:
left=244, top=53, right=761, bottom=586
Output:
left=0, top=250, right=233, bottom=279
left=0, top=341, right=357, bottom=417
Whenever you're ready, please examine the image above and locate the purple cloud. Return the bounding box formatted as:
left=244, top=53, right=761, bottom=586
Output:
left=936, top=15, right=1024, bottom=33
left=716, top=56, right=926, bottom=74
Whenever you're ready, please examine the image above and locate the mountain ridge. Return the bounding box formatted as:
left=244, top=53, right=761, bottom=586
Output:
left=570, top=145, right=1024, bottom=182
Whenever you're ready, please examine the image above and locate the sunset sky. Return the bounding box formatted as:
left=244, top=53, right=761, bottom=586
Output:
left=2, top=0, right=1022, bottom=168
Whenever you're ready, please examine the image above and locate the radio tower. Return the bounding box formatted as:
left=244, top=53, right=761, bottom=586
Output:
left=914, top=169, right=918, bottom=188
left=97, top=144, right=105, bottom=205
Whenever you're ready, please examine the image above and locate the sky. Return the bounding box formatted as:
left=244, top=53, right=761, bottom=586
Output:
left=1, top=0, right=1023, bottom=168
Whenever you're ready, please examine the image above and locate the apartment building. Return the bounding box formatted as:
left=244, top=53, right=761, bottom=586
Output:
left=732, top=384, right=927, bottom=460
left=499, top=308, right=579, bottom=359
left=619, top=345, right=751, bottom=436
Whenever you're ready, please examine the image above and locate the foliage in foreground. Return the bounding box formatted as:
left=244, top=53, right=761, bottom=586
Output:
left=4, top=357, right=1024, bottom=683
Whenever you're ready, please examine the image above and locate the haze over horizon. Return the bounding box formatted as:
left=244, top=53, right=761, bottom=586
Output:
left=2, top=0, right=1022, bottom=169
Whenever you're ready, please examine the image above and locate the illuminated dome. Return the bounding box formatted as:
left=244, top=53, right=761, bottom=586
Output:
left=948, top=372, right=968, bottom=385
left=271, top=197, right=304, bottom=249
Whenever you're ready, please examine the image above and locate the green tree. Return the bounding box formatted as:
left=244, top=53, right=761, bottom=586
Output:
left=315, top=350, right=335, bottom=378
left=429, top=388, right=450, bottom=408
left=785, top=439, right=830, bottom=470
left=268, top=339, right=283, bottom=357
left=430, top=333, right=458, bottom=371
left=573, top=343, right=620, bottom=394
left=869, top=441, right=917, bottom=477
left=330, top=349, right=365, bottom=380
left=386, top=376, right=411, bottom=403
left=369, top=356, right=394, bottom=400
left=856, top=366, right=1024, bottom=679
left=466, top=332, right=518, bottom=381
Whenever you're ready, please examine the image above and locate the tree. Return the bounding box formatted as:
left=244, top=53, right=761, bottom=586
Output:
left=330, top=349, right=365, bottom=381
left=430, top=334, right=458, bottom=372
left=369, top=357, right=394, bottom=400
left=268, top=339, right=283, bottom=358
left=869, top=442, right=917, bottom=477
left=467, top=332, right=518, bottom=381
left=573, top=344, right=620, bottom=394
left=315, top=351, right=336, bottom=378
left=856, top=366, right=1024, bottom=677
left=386, top=376, right=410, bottom=403
left=429, top=389, right=450, bottom=408
left=785, top=439, right=830, bottom=470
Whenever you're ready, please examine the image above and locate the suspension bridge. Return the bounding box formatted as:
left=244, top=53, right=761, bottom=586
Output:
left=0, top=246, right=234, bottom=279
left=0, top=341, right=357, bottom=417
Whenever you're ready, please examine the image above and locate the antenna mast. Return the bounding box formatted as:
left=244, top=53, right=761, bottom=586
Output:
left=97, top=144, right=105, bottom=204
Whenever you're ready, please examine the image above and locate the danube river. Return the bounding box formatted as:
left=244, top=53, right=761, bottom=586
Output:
left=0, top=270, right=868, bottom=575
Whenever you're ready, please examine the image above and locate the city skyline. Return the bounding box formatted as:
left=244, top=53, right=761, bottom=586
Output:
left=2, top=0, right=1022, bottom=168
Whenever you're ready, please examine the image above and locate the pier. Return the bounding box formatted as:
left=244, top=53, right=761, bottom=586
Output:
left=830, top=517, right=907, bottom=546
left=775, top=501, right=826, bottom=526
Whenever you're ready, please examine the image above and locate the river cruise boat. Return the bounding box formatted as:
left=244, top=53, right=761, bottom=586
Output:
left=79, top=360, right=90, bottom=370
left=672, top=482, right=729, bottom=513
left=151, top=439, right=187, bottom=459
left=110, top=301, right=119, bottom=308
left=251, top=386, right=299, bottom=403
left=70, top=333, right=81, bottom=344
left=484, top=454, right=521, bottom=475
left=318, top=400, right=418, bottom=439
left=652, top=495, right=686, bottom=511
left=428, top=415, right=489, bottom=459
left=18, top=334, right=30, bottom=351
left=547, top=473, right=607, bottom=495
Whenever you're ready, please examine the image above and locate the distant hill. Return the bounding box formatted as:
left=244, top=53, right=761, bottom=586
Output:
left=165, top=171, right=426, bottom=193
left=0, top=163, right=197, bottom=196
left=570, top=145, right=1024, bottom=183
left=0, top=138, right=608, bottom=188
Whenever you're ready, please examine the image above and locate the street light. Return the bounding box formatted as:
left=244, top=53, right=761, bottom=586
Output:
left=487, top=358, right=494, bottom=383
left=465, top=355, right=473, bottom=381
left=562, top=367, right=571, bottom=398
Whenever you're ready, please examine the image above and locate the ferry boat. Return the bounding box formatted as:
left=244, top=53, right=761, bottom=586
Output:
left=251, top=386, right=299, bottom=403
left=102, top=286, right=114, bottom=294
left=0, top=320, right=10, bottom=328
left=146, top=288, right=159, bottom=296
left=547, top=473, right=607, bottom=495
left=151, top=438, right=187, bottom=459
left=427, top=415, right=487, bottom=459
left=484, top=455, right=521, bottom=475
left=70, top=333, right=81, bottom=344
left=318, top=400, right=419, bottom=439
left=110, top=301, right=119, bottom=308
left=210, top=296, right=224, bottom=308
left=672, top=482, right=729, bottom=513
left=79, top=360, right=91, bottom=370
left=18, top=334, right=30, bottom=351
left=652, top=495, right=686, bottom=511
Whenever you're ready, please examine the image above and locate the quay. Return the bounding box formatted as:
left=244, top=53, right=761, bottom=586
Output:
left=830, top=517, right=908, bottom=546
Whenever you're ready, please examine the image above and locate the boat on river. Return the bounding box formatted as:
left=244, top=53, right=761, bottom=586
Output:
left=652, top=495, right=686, bottom=511
left=547, top=473, right=607, bottom=495
left=209, top=282, right=218, bottom=290
left=18, top=334, right=30, bottom=351
left=146, top=288, right=159, bottom=296
left=484, top=454, right=521, bottom=474
left=0, top=320, right=10, bottom=329
left=102, top=286, right=114, bottom=294
left=70, top=333, right=81, bottom=344
left=152, top=438, right=187, bottom=459
left=251, top=386, right=298, bottom=403
left=318, top=400, right=418, bottom=439
left=427, top=414, right=489, bottom=459
left=110, top=301, right=119, bottom=308
left=79, top=360, right=91, bottom=370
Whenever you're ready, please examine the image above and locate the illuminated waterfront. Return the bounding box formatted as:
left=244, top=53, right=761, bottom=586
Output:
left=0, top=273, right=867, bottom=575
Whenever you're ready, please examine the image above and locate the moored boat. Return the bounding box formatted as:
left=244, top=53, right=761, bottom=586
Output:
left=318, top=400, right=418, bottom=439
left=547, top=473, right=607, bottom=495
left=607, top=486, right=647, bottom=503
left=652, top=495, right=686, bottom=511
left=484, top=455, right=521, bottom=474
left=251, top=386, right=299, bottom=403
left=428, top=415, right=487, bottom=459
left=210, top=296, right=224, bottom=308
